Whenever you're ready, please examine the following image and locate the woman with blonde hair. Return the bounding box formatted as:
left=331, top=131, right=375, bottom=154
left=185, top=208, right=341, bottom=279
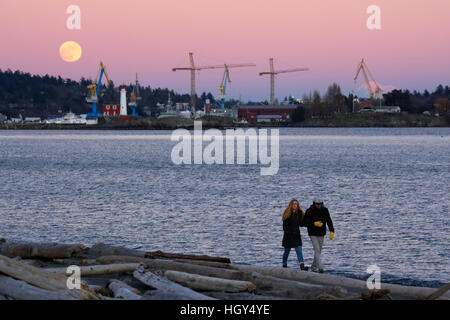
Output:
left=282, top=199, right=308, bottom=270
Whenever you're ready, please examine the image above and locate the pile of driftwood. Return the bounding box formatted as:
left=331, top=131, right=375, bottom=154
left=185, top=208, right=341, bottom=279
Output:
left=0, top=238, right=448, bottom=300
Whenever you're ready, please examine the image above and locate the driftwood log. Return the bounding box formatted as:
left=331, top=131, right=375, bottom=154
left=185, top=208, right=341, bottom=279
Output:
left=164, top=270, right=256, bottom=293
left=45, top=263, right=140, bottom=277
left=246, top=271, right=348, bottom=299
left=95, top=255, right=347, bottom=299
left=85, top=243, right=231, bottom=264
left=316, top=292, right=362, bottom=300
left=360, top=289, right=392, bottom=300
left=205, top=292, right=291, bottom=300
left=0, top=275, right=76, bottom=300
left=145, top=250, right=231, bottom=264
left=141, top=290, right=202, bottom=300
left=96, top=255, right=247, bottom=280
left=53, top=258, right=96, bottom=266
left=2, top=239, right=444, bottom=300
left=0, top=254, right=98, bottom=300
left=174, top=259, right=233, bottom=269
left=231, top=264, right=450, bottom=300
left=107, top=279, right=142, bottom=300
left=11, top=258, right=44, bottom=267
left=88, top=284, right=111, bottom=298
left=426, top=283, right=450, bottom=300
left=0, top=240, right=85, bottom=259
left=133, top=266, right=215, bottom=300
left=86, top=243, right=146, bottom=258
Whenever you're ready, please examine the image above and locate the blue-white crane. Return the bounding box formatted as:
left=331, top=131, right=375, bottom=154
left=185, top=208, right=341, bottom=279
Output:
left=218, top=63, right=256, bottom=109
left=128, top=73, right=141, bottom=116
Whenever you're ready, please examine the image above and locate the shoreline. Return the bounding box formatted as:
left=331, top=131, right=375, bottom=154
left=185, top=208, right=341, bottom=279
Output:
left=0, top=239, right=448, bottom=300
left=1, top=113, right=449, bottom=130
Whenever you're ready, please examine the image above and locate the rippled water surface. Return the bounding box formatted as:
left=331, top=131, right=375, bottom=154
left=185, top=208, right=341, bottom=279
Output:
left=0, top=128, right=449, bottom=287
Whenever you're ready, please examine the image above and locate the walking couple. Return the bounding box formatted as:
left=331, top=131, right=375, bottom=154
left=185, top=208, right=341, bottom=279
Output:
left=282, top=198, right=335, bottom=273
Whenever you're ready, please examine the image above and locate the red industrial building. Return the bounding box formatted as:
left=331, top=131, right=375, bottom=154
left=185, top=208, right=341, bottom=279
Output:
left=237, top=105, right=297, bottom=123
left=102, top=104, right=120, bottom=117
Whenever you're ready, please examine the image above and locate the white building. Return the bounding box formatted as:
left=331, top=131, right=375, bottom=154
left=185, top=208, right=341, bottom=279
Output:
left=24, top=117, right=41, bottom=123
left=371, top=106, right=401, bottom=113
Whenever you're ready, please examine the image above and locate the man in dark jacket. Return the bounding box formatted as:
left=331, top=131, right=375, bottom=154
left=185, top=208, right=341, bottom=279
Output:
left=303, top=198, right=335, bottom=273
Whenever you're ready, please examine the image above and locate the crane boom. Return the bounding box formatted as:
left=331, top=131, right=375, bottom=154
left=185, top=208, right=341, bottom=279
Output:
left=364, top=65, right=383, bottom=95
left=100, top=62, right=111, bottom=84
left=86, top=61, right=112, bottom=117
left=173, top=63, right=255, bottom=71
left=354, top=58, right=383, bottom=100
left=218, top=63, right=255, bottom=109
left=275, top=68, right=309, bottom=74
left=172, top=53, right=205, bottom=118
left=361, top=66, right=374, bottom=98
left=172, top=52, right=255, bottom=118
left=259, top=58, right=309, bottom=104
left=225, top=63, right=256, bottom=68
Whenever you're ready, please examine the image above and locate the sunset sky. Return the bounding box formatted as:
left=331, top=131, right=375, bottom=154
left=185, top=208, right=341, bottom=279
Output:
left=1, top=0, right=449, bottom=101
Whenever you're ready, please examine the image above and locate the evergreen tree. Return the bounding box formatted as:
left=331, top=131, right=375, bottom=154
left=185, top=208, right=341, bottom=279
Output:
left=291, top=105, right=306, bottom=122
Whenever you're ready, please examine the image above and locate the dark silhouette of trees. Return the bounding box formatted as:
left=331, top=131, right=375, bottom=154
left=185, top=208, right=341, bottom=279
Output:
left=324, top=82, right=347, bottom=113
left=434, top=98, right=450, bottom=115
left=383, top=89, right=412, bottom=111
left=312, top=90, right=321, bottom=105
left=382, top=85, right=450, bottom=114
left=0, top=69, right=216, bottom=118
left=291, top=105, right=306, bottom=122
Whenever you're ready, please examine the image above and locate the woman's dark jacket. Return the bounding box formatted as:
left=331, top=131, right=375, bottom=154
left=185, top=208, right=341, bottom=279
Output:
left=303, top=205, right=334, bottom=237
left=282, top=211, right=305, bottom=248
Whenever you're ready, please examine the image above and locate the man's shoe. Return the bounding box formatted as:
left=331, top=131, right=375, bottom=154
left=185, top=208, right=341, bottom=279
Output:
left=282, top=264, right=287, bottom=268
left=300, top=263, right=309, bottom=271
left=319, top=269, right=324, bottom=273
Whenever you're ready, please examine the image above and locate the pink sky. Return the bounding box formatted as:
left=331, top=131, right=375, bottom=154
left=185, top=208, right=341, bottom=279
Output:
left=1, top=0, right=449, bottom=101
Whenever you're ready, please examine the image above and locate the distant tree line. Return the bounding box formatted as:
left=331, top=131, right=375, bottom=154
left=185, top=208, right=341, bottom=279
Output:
left=1, top=69, right=448, bottom=120
left=0, top=69, right=218, bottom=118
left=291, top=83, right=450, bottom=122
left=383, top=85, right=450, bottom=114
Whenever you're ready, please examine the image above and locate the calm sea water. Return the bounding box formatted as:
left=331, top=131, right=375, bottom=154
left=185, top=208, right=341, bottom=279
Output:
left=0, top=128, right=449, bottom=287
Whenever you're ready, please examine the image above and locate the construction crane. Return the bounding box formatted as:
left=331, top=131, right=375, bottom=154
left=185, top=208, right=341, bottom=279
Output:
left=218, top=63, right=256, bottom=109
left=128, top=73, right=141, bottom=116
left=259, top=58, right=309, bottom=105
left=218, top=65, right=231, bottom=109
left=354, top=58, right=383, bottom=100
left=172, top=52, right=255, bottom=118
left=86, top=61, right=111, bottom=117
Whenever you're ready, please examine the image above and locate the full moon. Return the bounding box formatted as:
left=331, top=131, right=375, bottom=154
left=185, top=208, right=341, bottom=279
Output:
left=59, top=41, right=82, bottom=62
